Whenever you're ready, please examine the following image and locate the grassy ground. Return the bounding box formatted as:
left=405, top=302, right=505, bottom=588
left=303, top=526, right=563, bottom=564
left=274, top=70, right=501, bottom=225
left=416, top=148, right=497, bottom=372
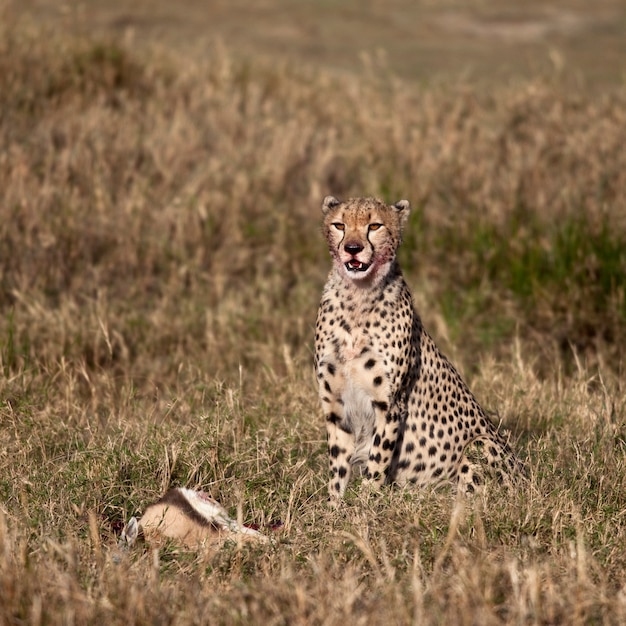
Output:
left=1, top=7, right=626, bottom=625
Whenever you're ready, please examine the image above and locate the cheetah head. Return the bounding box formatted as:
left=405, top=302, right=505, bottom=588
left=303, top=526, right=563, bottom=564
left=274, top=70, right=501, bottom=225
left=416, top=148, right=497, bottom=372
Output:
left=322, top=196, right=410, bottom=286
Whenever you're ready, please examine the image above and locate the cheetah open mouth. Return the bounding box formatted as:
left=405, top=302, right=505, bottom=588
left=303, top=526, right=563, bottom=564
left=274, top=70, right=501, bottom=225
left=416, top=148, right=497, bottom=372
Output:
left=345, top=260, right=371, bottom=272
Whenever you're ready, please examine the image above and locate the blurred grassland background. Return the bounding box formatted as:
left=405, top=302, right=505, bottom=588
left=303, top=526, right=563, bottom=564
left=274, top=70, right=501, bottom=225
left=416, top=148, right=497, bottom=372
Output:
left=1, top=1, right=626, bottom=624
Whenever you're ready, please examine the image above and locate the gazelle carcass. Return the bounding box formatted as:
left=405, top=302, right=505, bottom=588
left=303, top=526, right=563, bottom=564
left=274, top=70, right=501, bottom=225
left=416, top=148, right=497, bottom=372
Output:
left=120, top=488, right=267, bottom=549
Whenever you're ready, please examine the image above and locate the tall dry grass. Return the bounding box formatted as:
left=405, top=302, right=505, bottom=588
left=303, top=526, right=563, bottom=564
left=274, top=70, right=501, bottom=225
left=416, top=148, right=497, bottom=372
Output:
left=0, top=15, right=625, bottom=625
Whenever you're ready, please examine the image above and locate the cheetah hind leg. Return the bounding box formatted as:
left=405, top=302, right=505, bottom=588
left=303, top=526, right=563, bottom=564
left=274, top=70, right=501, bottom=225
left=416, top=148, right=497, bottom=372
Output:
left=467, top=432, right=524, bottom=489
left=454, top=428, right=524, bottom=495
left=455, top=455, right=485, bottom=495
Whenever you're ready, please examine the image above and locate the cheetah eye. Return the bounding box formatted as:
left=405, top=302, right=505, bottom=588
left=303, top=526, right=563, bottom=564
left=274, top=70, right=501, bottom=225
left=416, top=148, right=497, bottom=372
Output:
left=332, top=223, right=345, bottom=231
left=369, top=223, right=383, bottom=231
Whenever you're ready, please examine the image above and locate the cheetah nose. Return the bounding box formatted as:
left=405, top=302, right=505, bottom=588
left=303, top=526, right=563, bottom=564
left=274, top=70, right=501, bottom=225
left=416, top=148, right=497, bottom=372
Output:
left=344, top=242, right=364, bottom=255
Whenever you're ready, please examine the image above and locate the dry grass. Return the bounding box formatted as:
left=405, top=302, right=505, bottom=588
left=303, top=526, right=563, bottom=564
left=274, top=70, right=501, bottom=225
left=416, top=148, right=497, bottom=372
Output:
left=11, top=0, right=626, bottom=86
left=1, top=15, right=626, bottom=625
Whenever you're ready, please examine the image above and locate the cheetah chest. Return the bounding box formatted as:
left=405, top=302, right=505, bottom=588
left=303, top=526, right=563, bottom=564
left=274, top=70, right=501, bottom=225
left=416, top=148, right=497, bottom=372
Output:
left=337, top=326, right=369, bottom=362
left=321, top=323, right=391, bottom=458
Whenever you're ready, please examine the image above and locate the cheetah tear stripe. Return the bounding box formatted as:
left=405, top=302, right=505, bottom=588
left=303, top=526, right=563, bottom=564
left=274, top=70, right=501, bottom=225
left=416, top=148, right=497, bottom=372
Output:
left=315, top=196, right=524, bottom=503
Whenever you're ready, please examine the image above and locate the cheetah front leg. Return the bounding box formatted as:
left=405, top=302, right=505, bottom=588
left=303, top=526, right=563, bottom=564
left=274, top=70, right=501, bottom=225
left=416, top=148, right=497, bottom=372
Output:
left=326, top=417, right=356, bottom=503
left=317, top=359, right=356, bottom=503
left=363, top=400, right=398, bottom=487
left=352, top=357, right=395, bottom=490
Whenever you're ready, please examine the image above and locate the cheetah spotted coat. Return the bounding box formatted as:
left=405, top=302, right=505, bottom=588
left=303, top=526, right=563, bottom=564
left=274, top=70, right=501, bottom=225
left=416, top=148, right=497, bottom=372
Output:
left=314, top=196, right=521, bottom=502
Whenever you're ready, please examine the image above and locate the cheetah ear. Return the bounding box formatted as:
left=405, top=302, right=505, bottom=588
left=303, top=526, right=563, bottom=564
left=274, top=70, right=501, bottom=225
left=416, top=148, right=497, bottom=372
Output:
left=392, top=199, right=410, bottom=212
left=392, top=199, right=411, bottom=225
left=322, top=195, right=341, bottom=214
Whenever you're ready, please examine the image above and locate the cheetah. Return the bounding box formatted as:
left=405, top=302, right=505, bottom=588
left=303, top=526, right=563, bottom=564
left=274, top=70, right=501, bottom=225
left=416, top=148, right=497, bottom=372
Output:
left=314, top=196, right=522, bottom=503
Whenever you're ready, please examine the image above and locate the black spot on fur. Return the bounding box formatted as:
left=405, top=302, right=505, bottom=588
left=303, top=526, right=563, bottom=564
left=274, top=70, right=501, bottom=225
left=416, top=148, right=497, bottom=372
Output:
left=327, top=412, right=341, bottom=424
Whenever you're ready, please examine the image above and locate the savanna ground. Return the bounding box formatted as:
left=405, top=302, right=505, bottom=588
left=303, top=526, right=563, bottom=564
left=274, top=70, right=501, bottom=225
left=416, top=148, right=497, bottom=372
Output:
left=1, top=1, right=626, bottom=623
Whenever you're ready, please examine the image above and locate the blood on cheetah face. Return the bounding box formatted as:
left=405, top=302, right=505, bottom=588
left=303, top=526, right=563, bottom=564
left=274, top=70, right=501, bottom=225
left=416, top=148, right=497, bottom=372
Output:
left=322, top=196, right=410, bottom=287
